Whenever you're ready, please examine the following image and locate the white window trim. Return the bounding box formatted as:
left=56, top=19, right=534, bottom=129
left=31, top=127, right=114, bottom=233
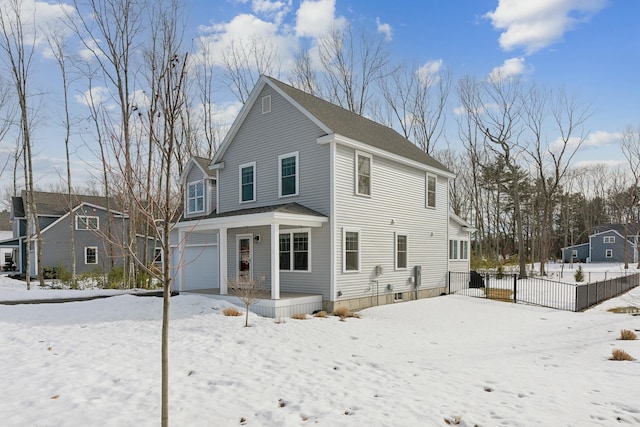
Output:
left=603, top=236, right=615, bottom=244
left=186, top=180, right=205, bottom=215
left=153, top=247, right=163, bottom=264
left=342, top=227, right=361, bottom=273
left=75, top=215, right=99, bottom=231
left=605, top=249, right=613, bottom=258
left=279, top=228, right=312, bottom=273
left=278, top=151, right=299, bottom=198
left=239, top=161, right=256, bottom=203
left=262, top=95, right=271, bottom=114
left=354, top=150, right=372, bottom=197
left=571, top=250, right=578, bottom=258
left=394, top=232, right=408, bottom=270
left=426, top=173, right=437, bottom=209
left=84, top=246, right=98, bottom=265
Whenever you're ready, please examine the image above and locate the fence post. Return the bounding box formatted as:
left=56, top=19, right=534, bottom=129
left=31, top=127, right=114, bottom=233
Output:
left=448, top=271, right=451, bottom=294
left=575, top=285, right=578, bottom=312
left=513, top=274, right=517, bottom=303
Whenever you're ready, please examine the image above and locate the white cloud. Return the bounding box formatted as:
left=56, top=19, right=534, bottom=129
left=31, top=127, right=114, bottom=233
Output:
left=376, top=17, right=392, bottom=41
left=583, top=130, right=623, bottom=148
left=488, top=57, right=526, bottom=82
left=573, top=159, right=625, bottom=169
left=485, top=0, right=607, bottom=54
left=295, top=0, right=346, bottom=39
left=416, top=59, right=443, bottom=86
left=251, top=0, right=290, bottom=25
left=74, top=86, right=110, bottom=107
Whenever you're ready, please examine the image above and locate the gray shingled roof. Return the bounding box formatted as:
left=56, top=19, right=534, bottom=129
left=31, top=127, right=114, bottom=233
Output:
left=593, top=223, right=640, bottom=237
left=266, top=76, right=451, bottom=174
left=180, top=202, right=326, bottom=223
left=193, top=156, right=216, bottom=177
left=13, top=191, right=121, bottom=217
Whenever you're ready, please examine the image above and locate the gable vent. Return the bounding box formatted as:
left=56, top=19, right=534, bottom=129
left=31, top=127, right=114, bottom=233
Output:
left=262, top=95, right=271, bottom=114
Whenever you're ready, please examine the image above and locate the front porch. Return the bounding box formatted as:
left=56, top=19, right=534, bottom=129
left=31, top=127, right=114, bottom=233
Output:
left=183, top=288, right=323, bottom=318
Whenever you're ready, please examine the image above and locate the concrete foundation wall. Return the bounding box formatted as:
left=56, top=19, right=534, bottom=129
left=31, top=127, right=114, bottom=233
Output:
left=323, top=286, right=446, bottom=313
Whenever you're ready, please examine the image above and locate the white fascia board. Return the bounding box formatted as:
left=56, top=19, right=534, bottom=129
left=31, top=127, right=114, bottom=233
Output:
left=317, top=133, right=456, bottom=179
left=174, top=211, right=328, bottom=232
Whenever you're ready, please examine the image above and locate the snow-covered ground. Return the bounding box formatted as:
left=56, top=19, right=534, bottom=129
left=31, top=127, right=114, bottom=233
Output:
left=1, top=270, right=639, bottom=426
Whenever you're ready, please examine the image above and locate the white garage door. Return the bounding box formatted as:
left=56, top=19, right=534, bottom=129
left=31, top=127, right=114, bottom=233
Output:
left=181, top=245, right=219, bottom=291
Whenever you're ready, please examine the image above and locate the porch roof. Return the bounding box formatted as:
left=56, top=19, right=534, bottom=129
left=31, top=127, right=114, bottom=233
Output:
left=176, top=202, right=328, bottom=231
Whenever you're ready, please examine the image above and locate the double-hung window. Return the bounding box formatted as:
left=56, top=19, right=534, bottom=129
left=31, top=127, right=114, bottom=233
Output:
left=605, top=249, right=613, bottom=258
left=426, top=174, right=436, bottom=208
left=343, top=228, right=360, bottom=272
left=85, top=247, right=98, bottom=264
left=239, top=162, right=256, bottom=203
left=603, top=236, right=615, bottom=244
left=279, top=152, right=298, bottom=197
left=449, top=240, right=458, bottom=259
left=395, top=233, right=407, bottom=270
left=76, top=215, right=99, bottom=231
left=460, top=240, right=468, bottom=260
left=355, top=151, right=372, bottom=196
left=187, top=181, right=205, bottom=214
left=279, top=229, right=310, bottom=271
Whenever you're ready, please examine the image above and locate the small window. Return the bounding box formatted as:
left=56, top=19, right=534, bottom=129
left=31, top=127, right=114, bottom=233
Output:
left=187, top=181, right=205, bottom=214
left=571, top=250, right=578, bottom=258
left=426, top=174, right=436, bottom=208
left=343, top=229, right=360, bottom=272
left=605, top=249, right=613, bottom=258
left=76, top=215, right=99, bottom=231
left=239, top=162, right=256, bottom=203
left=449, top=240, right=458, bottom=260
left=279, top=152, right=298, bottom=197
left=153, top=248, right=162, bottom=264
left=85, top=247, right=98, bottom=264
left=279, top=230, right=310, bottom=272
left=603, top=236, right=615, bottom=244
left=395, top=233, right=407, bottom=269
left=394, top=292, right=403, bottom=301
left=460, top=240, right=468, bottom=260
left=262, top=95, right=271, bottom=114
left=355, top=151, right=372, bottom=196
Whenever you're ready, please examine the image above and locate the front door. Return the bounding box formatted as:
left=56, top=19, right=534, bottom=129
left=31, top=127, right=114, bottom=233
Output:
left=237, top=235, right=253, bottom=282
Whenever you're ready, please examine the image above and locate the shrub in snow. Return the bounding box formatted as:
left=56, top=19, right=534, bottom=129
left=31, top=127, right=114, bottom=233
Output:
left=619, top=329, right=637, bottom=340
left=222, top=307, right=242, bottom=317
left=291, top=313, right=307, bottom=320
left=574, top=265, right=584, bottom=282
left=332, top=306, right=350, bottom=319
left=610, top=348, right=634, bottom=361
left=313, top=310, right=327, bottom=318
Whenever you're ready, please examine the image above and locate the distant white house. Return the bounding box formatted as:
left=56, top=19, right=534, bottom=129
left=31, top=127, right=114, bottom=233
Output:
left=170, top=76, right=473, bottom=317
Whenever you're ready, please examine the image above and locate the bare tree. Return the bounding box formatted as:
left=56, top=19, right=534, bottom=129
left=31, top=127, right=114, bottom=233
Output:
left=289, top=44, right=319, bottom=95
left=228, top=276, right=265, bottom=327
left=48, top=31, right=78, bottom=284
left=523, top=85, right=590, bottom=274
left=221, top=35, right=281, bottom=103
left=458, top=74, right=528, bottom=277
left=317, top=24, right=389, bottom=115
left=0, top=0, right=45, bottom=288
left=619, top=125, right=640, bottom=268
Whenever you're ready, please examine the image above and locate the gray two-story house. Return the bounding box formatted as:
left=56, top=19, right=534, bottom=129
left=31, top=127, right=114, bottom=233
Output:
left=170, top=76, right=468, bottom=316
left=1, top=191, right=135, bottom=277
left=562, top=224, right=639, bottom=263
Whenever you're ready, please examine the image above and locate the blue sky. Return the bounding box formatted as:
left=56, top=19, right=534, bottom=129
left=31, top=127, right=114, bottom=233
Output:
left=1, top=0, right=639, bottom=191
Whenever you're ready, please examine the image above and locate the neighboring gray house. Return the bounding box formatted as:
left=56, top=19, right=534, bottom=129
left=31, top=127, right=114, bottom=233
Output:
left=561, top=224, right=639, bottom=263
left=0, top=191, right=139, bottom=276
left=170, top=75, right=468, bottom=316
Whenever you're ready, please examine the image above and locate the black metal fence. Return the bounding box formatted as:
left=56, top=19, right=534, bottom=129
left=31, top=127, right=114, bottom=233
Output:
left=448, top=271, right=640, bottom=312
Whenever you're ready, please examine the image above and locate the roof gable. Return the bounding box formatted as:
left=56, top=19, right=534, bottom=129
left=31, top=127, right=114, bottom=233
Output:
left=14, top=191, right=120, bottom=217
left=212, top=75, right=451, bottom=175
left=181, top=156, right=216, bottom=182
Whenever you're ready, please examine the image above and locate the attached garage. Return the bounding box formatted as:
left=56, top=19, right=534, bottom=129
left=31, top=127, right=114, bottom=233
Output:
left=172, top=232, right=218, bottom=291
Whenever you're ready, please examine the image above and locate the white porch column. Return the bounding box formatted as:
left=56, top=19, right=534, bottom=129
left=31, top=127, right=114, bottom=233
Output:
left=219, top=227, right=228, bottom=295
left=176, top=229, right=185, bottom=292
left=270, top=223, right=280, bottom=300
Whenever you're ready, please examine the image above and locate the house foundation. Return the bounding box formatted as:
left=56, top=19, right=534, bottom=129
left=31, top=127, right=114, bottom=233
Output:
left=324, top=286, right=447, bottom=313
